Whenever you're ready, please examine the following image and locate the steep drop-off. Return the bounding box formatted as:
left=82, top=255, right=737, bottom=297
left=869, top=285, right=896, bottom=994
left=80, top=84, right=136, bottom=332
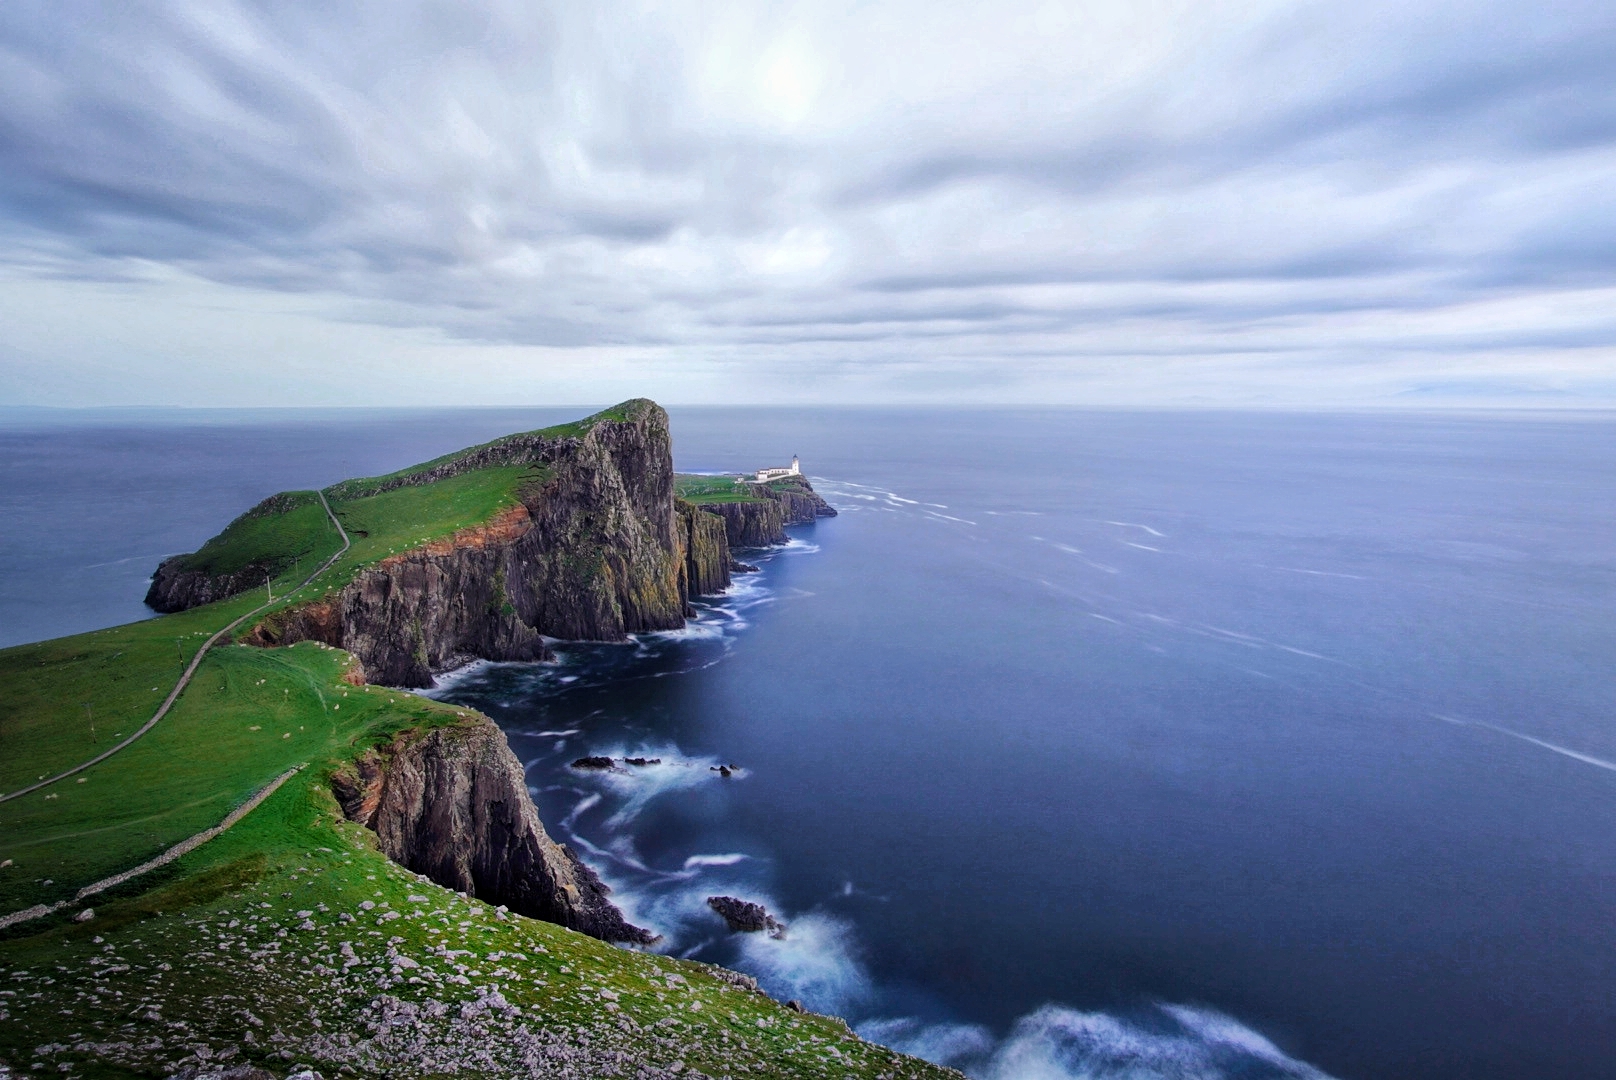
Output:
left=698, top=474, right=838, bottom=548
left=332, top=717, right=653, bottom=944
left=153, top=399, right=733, bottom=688
left=678, top=499, right=733, bottom=599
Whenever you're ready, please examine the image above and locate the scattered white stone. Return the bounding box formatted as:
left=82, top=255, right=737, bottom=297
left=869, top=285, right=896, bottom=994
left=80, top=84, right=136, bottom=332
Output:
left=73, top=909, right=94, bottom=923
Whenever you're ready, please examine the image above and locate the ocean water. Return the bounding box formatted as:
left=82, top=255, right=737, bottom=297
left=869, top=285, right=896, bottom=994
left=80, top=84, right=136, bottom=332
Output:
left=6, top=407, right=1616, bottom=1079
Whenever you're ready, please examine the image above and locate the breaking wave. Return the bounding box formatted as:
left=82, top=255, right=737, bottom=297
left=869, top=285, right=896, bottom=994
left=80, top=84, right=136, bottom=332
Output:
left=862, top=1003, right=1334, bottom=1080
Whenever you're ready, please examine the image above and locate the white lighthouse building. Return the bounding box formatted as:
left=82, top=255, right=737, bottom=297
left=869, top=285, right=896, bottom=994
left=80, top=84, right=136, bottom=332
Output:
left=753, top=455, right=801, bottom=482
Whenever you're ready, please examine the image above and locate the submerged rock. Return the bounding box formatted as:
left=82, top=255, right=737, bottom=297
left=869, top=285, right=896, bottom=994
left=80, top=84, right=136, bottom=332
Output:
left=570, top=756, right=616, bottom=770
left=707, top=896, right=786, bottom=938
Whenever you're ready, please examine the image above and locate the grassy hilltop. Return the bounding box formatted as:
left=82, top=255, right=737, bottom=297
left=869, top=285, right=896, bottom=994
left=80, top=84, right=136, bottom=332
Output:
left=675, top=473, right=805, bottom=505
left=0, top=404, right=950, bottom=1080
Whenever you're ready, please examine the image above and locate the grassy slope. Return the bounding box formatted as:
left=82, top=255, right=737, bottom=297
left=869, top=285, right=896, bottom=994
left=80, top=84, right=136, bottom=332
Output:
left=177, top=492, right=332, bottom=581
left=0, top=406, right=955, bottom=1079
left=675, top=474, right=768, bottom=505
left=1, top=675, right=945, bottom=1078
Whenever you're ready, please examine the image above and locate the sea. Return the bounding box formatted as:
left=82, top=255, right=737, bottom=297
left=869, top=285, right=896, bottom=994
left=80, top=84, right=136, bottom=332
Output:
left=4, top=406, right=1616, bottom=1080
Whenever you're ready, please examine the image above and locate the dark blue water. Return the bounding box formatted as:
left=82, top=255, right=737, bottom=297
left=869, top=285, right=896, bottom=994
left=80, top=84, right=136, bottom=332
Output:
left=6, top=408, right=1616, bottom=1080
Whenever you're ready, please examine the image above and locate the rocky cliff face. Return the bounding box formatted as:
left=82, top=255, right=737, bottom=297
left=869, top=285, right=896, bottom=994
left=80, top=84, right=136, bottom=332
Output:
left=146, top=556, right=268, bottom=613
left=246, top=400, right=701, bottom=687
left=699, top=475, right=838, bottom=549
left=701, top=498, right=787, bottom=548
left=678, top=500, right=732, bottom=600
left=765, top=475, right=838, bottom=526
left=332, top=716, right=654, bottom=944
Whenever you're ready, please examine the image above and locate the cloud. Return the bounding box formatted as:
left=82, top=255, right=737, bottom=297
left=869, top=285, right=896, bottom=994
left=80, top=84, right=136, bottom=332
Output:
left=1, top=0, right=1614, bottom=404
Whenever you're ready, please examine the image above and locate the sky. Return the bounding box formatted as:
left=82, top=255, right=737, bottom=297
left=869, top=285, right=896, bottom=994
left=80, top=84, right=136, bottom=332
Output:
left=2, top=0, right=1615, bottom=408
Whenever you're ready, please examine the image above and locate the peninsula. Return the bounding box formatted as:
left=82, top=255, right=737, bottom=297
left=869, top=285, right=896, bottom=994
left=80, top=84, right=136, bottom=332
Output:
left=0, top=401, right=950, bottom=1080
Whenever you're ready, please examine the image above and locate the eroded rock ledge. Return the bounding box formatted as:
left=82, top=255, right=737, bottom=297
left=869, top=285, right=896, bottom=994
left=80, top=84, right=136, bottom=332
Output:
left=332, top=715, right=655, bottom=945
left=698, top=474, right=838, bottom=549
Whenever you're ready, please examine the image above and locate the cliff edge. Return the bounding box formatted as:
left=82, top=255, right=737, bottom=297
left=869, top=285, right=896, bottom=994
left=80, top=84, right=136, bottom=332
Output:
left=332, top=715, right=654, bottom=944
left=149, top=400, right=735, bottom=687
left=679, top=472, right=838, bottom=549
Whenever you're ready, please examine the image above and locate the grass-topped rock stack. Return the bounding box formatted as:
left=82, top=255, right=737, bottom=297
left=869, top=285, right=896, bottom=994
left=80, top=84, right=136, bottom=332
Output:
left=0, top=402, right=955, bottom=1079
left=676, top=473, right=837, bottom=549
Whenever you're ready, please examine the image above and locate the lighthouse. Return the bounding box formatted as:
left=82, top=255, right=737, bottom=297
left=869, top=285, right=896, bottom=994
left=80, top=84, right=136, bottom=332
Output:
left=753, top=455, right=803, bottom=482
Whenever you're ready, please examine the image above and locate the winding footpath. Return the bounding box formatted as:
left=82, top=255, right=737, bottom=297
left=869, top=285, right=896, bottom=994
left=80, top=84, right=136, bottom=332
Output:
left=0, top=491, right=350, bottom=805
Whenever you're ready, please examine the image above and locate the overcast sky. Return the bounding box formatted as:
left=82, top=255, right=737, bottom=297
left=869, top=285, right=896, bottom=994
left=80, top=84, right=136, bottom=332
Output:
left=2, top=0, right=1615, bottom=407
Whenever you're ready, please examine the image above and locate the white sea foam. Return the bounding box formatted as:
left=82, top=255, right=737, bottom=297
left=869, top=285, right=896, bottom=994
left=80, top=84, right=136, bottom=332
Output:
left=530, top=728, right=581, bottom=738
left=1089, top=613, right=1121, bottom=624
left=735, top=910, right=873, bottom=1016
left=1122, top=541, right=1162, bottom=552
left=1433, top=714, right=1616, bottom=772
left=682, top=853, right=751, bottom=870
left=1104, top=521, right=1166, bottom=537
left=563, top=792, right=601, bottom=828
left=564, top=743, right=737, bottom=829
left=859, top=1018, right=995, bottom=1066
left=865, top=1003, right=1335, bottom=1079
left=1261, top=565, right=1368, bottom=580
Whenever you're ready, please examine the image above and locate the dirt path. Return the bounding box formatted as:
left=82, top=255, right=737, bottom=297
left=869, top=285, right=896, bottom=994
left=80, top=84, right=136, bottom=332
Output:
left=0, top=491, right=350, bottom=804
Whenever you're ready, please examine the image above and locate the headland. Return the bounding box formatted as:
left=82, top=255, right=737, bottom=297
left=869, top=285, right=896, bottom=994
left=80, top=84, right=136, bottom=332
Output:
left=0, top=401, right=955, bottom=1080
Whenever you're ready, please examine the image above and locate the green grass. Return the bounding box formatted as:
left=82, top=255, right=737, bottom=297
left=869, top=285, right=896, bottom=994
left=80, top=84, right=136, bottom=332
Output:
left=1, top=764, right=948, bottom=1078
left=168, top=491, right=335, bottom=583
left=0, top=633, right=458, bottom=915
left=324, top=400, right=640, bottom=502
left=0, top=593, right=278, bottom=794
left=0, top=629, right=951, bottom=1078
left=0, top=400, right=955, bottom=1078
left=330, top=464, right=542, bottom=572
left=675, top=473, right=767, bottom=504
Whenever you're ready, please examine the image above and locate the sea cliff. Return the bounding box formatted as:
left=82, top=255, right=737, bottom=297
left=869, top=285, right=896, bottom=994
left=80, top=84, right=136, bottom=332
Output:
left=332, top=715, right=653, bottom=944
left=133, top=401, right=834, bottom=947
left=688, top=473, right=838, bottom=549
left=152, top=400, right=734, bottom=688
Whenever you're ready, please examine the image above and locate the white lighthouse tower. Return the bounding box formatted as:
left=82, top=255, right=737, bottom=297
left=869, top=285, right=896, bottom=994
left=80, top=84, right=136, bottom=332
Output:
left=753, top=455, right=803, bottom=482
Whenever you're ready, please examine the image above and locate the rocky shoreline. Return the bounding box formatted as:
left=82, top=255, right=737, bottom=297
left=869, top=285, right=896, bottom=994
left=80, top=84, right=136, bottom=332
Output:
left=136, top=403, right=838, bottom=962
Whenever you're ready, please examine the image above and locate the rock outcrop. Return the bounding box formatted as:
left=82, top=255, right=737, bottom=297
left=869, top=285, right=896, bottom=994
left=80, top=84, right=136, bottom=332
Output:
left=145, top=493, right=309, bottom=612
left=243, top=400, right=705, bottom=687
left=697, top=475, right=837, bottom=549
left=145, top=556, right=267, bottom=613
left=707, top=895, right=786, bottom=937
left=333, top=716, right=654, bottom=944
left=763, top=475, right=838, bottom=526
